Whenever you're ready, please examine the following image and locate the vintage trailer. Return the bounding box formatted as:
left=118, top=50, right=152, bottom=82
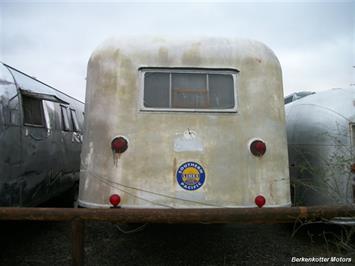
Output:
left=0, top=62, right=84, bottom=206
left=286, top=88, right=355, bottom=206
left=79, top=37, right=291, bottom=209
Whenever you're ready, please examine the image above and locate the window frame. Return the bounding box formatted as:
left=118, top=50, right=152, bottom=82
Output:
left=70, top=108, right=80, bottom=132
left=139, top=67, right=239, bottom=113
left=60, top=105, right=71, bottom=131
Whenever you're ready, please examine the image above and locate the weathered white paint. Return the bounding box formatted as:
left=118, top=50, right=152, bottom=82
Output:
left=79, top=37, right=291, bottom=208
left=174, top=129, right=203, bottom=152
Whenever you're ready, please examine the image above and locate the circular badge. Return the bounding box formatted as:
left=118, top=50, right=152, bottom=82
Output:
left=176, top=161, right=205, bottom=191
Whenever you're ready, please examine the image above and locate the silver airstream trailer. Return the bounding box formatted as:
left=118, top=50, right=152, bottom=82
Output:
left=286, top=88, right=355, bottom=207
left=0, top=62, right=84, bottom=206
left=78, top=37, right=291, bottom=209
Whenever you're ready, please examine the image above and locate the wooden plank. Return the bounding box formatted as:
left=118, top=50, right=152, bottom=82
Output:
left=71, top=219, right=85, bottom=266
left=0, top=206, right=354, bottom=224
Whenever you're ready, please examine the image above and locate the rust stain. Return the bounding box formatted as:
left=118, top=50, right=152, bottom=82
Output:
left=182, top=43, right=202, bottom=65
left=351, top=163, right=355, bottom=173
left=299, top=207, right=308, bottom=218
left=268, top=184, right=275, bottom=203
left=173, top=157, right=177, bottom=184
left=113, top=152, right=121, bottom=167
left=158, top=47, right=169, bottom=64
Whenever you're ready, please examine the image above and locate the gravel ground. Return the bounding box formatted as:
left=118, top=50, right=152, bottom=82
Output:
left=0, top=219, right=354, bottom=266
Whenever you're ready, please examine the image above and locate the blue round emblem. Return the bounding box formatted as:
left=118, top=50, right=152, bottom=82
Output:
left=176, top=161, right=206, bottom=191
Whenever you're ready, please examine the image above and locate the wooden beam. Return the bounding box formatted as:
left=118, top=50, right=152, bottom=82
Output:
left=71, top=219, right=85, bottom=266
left=0, top=206, right=354, bottom=224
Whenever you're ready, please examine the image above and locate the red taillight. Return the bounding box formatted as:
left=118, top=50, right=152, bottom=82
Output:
left=109, top=194, right=121, bottom=207
left=250, top=140, right=266, bottom=157
left=111, top=137, right=128, bottom=153
left=255, top=195, right=266, bottom=208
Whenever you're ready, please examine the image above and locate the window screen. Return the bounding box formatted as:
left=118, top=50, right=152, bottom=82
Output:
left=172, top=73, right=208, bottom=108
left=61, top=106, right=71, bottom=131
left=144, top=72, right=170, bottom=108
left=209, top=74, right=235, bottom=109
left=143, top=69, right=237, bottom=111
left=22, top=95, right=44, bottom=126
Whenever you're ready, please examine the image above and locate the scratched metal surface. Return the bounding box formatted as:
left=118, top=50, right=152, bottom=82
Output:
left=0, top=63, right=84, bottom=206
left=79, top=37, right=290, bottom=209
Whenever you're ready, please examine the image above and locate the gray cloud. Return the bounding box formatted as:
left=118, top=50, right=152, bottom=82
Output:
left=0, top=2, right=353, bottom=101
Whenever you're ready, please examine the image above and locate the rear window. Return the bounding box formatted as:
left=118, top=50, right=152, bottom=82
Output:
left=141, top=68, right=237, bottom=112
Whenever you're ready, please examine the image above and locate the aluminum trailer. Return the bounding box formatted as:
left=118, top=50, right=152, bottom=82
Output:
left=286, top=88, right=355, bottom=207
left=79, top=37, right=290, bottom=209
left=0, top=63, right=84, bottom=206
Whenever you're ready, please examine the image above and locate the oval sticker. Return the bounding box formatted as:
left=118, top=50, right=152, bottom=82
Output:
left=176, top=161, right=205, bottom=191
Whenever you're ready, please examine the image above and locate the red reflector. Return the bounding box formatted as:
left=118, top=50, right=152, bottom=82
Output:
left=255, top=195, right=266, bottom=208
left=250, top=140, right=266, bottom=157
left=109, top=194, right=121, bottom=207
left=111, top=137, right=128, bottom=153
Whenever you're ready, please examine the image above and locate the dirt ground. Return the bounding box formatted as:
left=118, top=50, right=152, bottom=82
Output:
left=0, top=220, right=354, bottom=266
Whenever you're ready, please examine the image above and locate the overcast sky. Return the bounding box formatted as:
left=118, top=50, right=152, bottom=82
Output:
left=0, top=1, right=354, bottom=101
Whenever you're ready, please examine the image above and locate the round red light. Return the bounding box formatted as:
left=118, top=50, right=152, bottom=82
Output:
left=250, top=140, right=266, bottom=157
left=111, top=137, right=128, bottom=153
left=109, top=194, right=121, bottom=207
left=255, top=195, right=266, bottom=208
